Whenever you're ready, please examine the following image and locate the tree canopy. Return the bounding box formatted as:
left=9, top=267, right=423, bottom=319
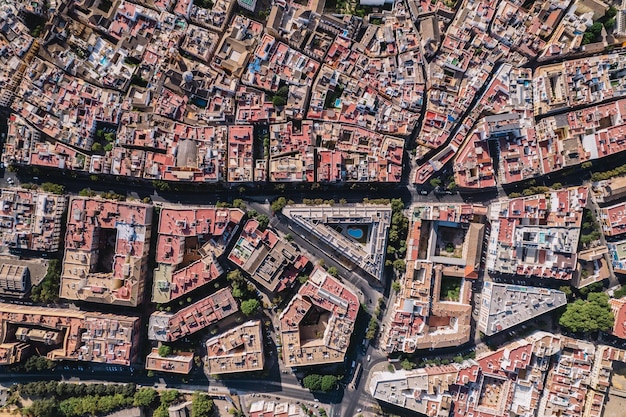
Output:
left=240, top=299, right=260, bottom=316
left=559, top=292, right=614, bottom=333
left=303, top=374, right=338, bottom=392
left=271, top=197, right=287, bottom=213
left=191, top=392, right=214, bottom=417
left=133, top=388, right=158, bottom=407
left=302, top=374, right=322, bottom=391
left=158, top=345, right=172, bottom=357
left=320, top=375, right=338, bottom=391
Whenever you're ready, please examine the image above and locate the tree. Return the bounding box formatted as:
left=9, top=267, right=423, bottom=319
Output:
left=276, top=85, right=290, bottom=97
left=160, top=390, right=179, bottom=406
left=272, top=96, right=286, bottom=107
left=257, top=214, right=270, bottom=230
left=79, top=188, right=97, bottom=197
left=158, top=345, right=172, bottom=357
left=154, top=405, right=169, bottom=417
left=582, top=31, right=595, bottom=45
left=392, top=281, right=401, bottom=293
left=27, top=398, right=58, bottom=417
left=590, top=22, right=603, bottom=34
left=227, top=269, right=244, bottom=283
left=559, top=285, right=573, bottom=300
left=320, top=375, right=338, bottom=392
left=133, top=388, right=158, bottom=407
left=241, top=299, right=260, bottom=316
left=152, top=180, right=171, bottom=191
left=581, top=161, right=593, bottom=169
left=91, top=142, right=103, bottom=152
left=366, top=317, right=379, bottom=340
left=393, top=259, right=406, bottom=273
left=104, top=143, right=114, bottom=152
left=559, top=292, right=614, bottom=333
left=400, top=359, right=414, bottom=370
left=302, top=374, right=322, bottom=391
left=24, top=355, right=55, bottom=372
left=579, top=281, right=604, bottom=298
left=191, top=392, right=213, bottom=417
left=41, top=182, right=65, bottom=194
left=271, top=197, right=287, bottom=213
left=430, top=178, right=442, bottom=187
left=327, top=266, right=338, bottom=277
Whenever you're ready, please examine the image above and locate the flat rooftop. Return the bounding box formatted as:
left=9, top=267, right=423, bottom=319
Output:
left=148, top=288, right=238, bottom=342
left=478, top=282, right=567, bottom=336
left=279, top=266, right=358, bottom=367
left=60, top=197, right=153, bottom=307
left=205, top=320, right=264, bottom=375
left=0, top=188, right=67, bottom=255
left=282, top=204, right=392, bottom=280
left=0, top=302, right=139, bottom=366
left=145, top=348, right=193, bottom=374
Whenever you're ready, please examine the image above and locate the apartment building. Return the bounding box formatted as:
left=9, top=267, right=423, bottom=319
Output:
left=60, top=197, right=152, bottom=307
left=382, top=203, right=486, bottom=353
left=279, top=267, right=358, bottom=367
left=0, top=188, right=67, bottom=255
left=0, top=303, right=140, bottom=366
left=148, top=289, right=238, bottom=342
left=486, top=187, right=587, bottom=280
left=152, top=205, right=244, bottom=303
left=282, top=204, right=392, bottom=281
left=205, top=320, right=263, bottom=375
left=478, top=282, right=567, bottom=336
left=372, top=332, right=621, bottom=417
left=145, top=348, right=194, bottom=374
left=228, top=219, right=309, bottom=293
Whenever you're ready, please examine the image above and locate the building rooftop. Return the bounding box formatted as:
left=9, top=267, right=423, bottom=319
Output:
left=610, top=297, right=626, bottom=340
left=0, top=264, right=29, bottom=298
left=478, top=282, right=567, bottom=336
left=148, top=288, right=238, bottom=342
left=228, top=219, right=309, bottom=293
left=145, top=348, right=194, bottom=374
left=0, top=302, right=139, bottom=366
left=0, top=188, right=67, bottom=255
left=383, top=203, right=487, bottom=353
left=60, top=197, right=152, bottom=307
left=249, top=400, right=306, bottom=417
left=591, top=176, right=626, bottom=204
left=486, top=187, right=587, bottom=280
left=282, top=204, right=392, bottom=280
left=152, top=205, right=244, bottom=303
left=372, top=331, right=623, bottom=417
left=205, top=320, right=263, bottom=375
left=600, top=200, right=626, bottom=237
left=279, top=266, right=358, bottom=367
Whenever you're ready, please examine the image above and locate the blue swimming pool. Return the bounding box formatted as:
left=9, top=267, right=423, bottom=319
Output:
left=347, top=227, right=363, bottom=239
left=194, top=97, right=208, bottom=108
